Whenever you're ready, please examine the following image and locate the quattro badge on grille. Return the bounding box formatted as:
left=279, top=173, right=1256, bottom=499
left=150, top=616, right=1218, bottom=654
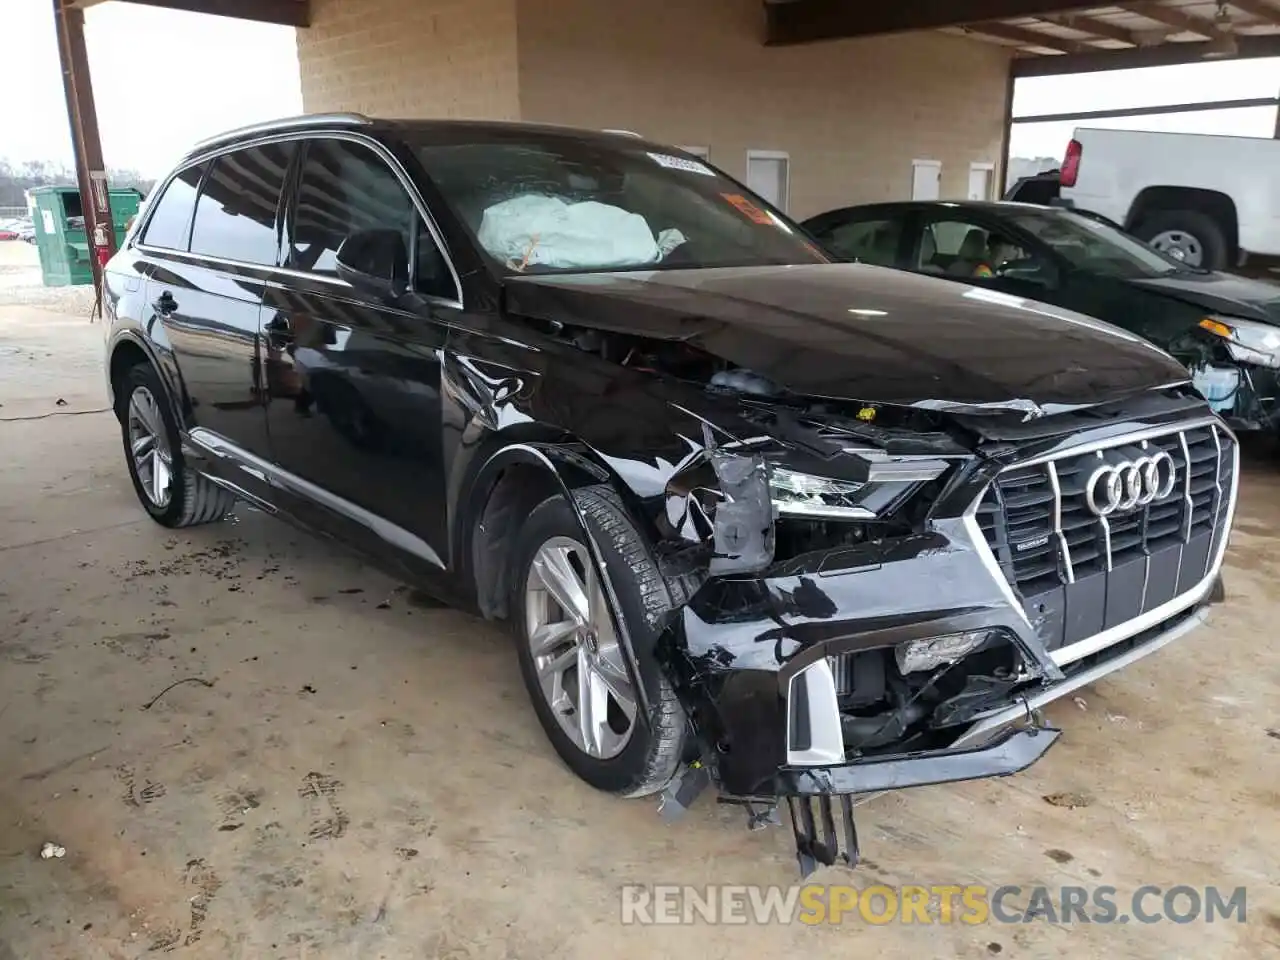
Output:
left=1085, top=452, right=1177, bottom=517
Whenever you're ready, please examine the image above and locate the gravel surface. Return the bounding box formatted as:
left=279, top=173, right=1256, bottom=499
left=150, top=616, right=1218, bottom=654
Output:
left=0, top=240, right=97, bottom=318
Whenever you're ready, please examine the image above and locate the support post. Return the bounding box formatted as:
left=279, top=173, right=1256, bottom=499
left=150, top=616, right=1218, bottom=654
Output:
left=997, top=63, right=1016, bottom=198
left=52, top=0, right=114, bottom=298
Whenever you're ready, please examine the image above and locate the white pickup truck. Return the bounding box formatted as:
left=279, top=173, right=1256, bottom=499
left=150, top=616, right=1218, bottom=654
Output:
left=1059, top=127, right=1280, bottom=271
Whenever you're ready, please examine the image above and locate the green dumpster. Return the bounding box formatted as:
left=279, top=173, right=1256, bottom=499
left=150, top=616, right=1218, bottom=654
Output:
left=28, top=186, right=141, bottom=287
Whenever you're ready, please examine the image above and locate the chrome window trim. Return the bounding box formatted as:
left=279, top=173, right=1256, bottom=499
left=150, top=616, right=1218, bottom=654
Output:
left=134, top=129, right=464, bottom=311
left=963, top=417, right=1237, bottom=668
left=186, top=113, right=372, bottom=155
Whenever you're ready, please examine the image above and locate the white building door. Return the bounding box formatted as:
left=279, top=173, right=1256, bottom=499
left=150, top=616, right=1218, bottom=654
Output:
left=968, top=163, right=995, bottom=201
left=747, top=151, right=790, bottom=211
left=911, top=159, right=941, bottom=201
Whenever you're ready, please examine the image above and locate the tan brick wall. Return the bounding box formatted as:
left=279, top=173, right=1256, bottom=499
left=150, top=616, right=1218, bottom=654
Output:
left=297, top=0, right=1012, bottom=220
left=297, top=0, right=521, bottom=119
left=516, top=0, right=1012, bottom=219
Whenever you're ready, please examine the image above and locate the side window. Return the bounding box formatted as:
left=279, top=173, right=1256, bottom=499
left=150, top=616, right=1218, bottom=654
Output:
left=140, top=164, right=203, bottom=250
left=817, top=218, right=903, bottom=266
left=292, top=138, right=456, bottom=300
left=292, top=139, right=414, bottom=278
left=189, top=142, right=292, bottom=265
left=917, top=219, right=1030, bottom=279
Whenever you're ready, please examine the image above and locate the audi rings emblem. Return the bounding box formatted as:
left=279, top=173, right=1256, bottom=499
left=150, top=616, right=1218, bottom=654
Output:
left=1085, top=453, right=1178, bottom=517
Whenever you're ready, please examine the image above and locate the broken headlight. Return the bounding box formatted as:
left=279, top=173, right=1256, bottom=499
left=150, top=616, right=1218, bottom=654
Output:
left=895, top=631, right=990, bottom=674
left=1199, top=315, right=1280, bottom=369
left=770, top=468, right=909, bottom=520
left=769, top=452, right=949, bottom=521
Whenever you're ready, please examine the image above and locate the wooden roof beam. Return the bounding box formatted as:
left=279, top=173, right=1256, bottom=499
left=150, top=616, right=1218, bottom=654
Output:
left=964, top=21, right=1089, bottom=52
left=75, top=0, right=311, bottom=28
left=764, top=0, right=1106, bottom=46
left=1013, top=30, right=1280, bottom=74
left=1227, top=0, right=1280, bottom=24
left=1123, top=1, right=1214, bottom=38
left=1042, top=12, right=1141, bottom=45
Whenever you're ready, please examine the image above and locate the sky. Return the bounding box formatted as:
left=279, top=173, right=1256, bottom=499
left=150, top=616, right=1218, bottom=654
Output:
left=1, top=0, right=1277, bottom=177
left=1010, top=56, right=1280, bottom=160
left=2, top=0, right=301, bottom=177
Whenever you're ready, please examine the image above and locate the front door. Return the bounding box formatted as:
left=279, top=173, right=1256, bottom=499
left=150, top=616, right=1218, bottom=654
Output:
left=262, top=136, right=461, bottom=580
left=911, top=213, right=1062, bottom=303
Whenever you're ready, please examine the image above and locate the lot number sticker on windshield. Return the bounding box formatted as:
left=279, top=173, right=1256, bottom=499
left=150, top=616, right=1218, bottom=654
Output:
left=647, top=152, right=716, bottom=176
left=721, top=193, right=774, bottom=225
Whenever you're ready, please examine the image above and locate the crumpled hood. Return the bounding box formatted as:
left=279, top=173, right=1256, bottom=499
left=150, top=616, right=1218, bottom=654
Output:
left=505, top=263, right=1188, bottom=411
left=1129, top=270, right=1280, bottom=324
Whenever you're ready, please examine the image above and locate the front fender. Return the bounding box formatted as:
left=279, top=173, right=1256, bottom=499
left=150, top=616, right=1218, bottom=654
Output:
left=459, top=439, right=662, bottom=717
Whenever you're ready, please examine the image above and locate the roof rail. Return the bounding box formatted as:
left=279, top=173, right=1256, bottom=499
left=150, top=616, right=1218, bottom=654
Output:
left=187, top=113, right=372, bottom=155
left=602, top=128, right=644, bottom=138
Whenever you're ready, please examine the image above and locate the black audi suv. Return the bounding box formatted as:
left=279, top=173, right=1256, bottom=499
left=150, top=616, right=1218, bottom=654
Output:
left=104, top=115, right=1237, bottom=873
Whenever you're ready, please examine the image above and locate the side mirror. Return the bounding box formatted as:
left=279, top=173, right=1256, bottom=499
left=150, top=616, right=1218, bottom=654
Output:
left=335, top=229, right=409, bottom=301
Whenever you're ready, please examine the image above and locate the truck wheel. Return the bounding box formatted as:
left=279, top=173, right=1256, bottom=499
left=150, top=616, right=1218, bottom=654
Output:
left=1136, top=210, right=1227, bottom=270
left=510, top=485, right=687, bottom=797
left=117, top=363, right=237, bottom=528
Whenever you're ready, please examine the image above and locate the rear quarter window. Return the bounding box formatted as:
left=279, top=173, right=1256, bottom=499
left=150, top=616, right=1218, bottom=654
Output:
left=140, top=164, right=203, bottom=250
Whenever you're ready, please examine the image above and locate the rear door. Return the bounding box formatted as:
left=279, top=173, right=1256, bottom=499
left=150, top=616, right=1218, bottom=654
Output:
left=261, top=135, right=461, bottom=579
left=140, top=142, right=293, bottom=459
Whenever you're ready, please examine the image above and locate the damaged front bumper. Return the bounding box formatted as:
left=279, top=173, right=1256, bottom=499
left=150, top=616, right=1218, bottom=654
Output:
left=769, top=600, right=1213, bottom=874
left=780, top=726, right=1060, bottom=874
left=647, top=408, right=1236, bottom=874
left=660, top=514, right=1227, bottom=874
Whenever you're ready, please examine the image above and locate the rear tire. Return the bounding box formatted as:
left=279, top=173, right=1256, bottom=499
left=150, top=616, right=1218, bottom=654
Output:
left=117, top=363, right=236, bottom=528
left=1135, top=209, right=1228, bottom=270
left=510, top=485, right=686, bottom=797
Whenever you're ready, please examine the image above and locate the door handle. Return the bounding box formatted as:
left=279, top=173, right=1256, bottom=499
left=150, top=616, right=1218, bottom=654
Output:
left=153, top=291, right=177, bottom=316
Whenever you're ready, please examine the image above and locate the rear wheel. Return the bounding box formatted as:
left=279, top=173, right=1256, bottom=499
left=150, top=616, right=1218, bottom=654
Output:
left=117, top=363, right=236, bottom=528
left=510, top=486, right=686, bottom=797
left=1136, top=209, right=1228, bottom=270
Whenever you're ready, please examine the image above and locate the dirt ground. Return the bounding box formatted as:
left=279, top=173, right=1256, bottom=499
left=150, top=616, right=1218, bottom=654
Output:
left=1, top=239, right=1278, bottom=959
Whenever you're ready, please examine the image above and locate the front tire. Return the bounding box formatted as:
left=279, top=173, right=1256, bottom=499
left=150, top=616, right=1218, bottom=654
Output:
left=117, top=363, right=236, bottom=528
left=510, top=486, right=687, bottom=797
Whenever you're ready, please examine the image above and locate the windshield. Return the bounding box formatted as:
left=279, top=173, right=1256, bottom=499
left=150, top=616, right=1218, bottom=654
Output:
left=1008, top=209, right=1181, bottom=279
left=412, top=134, right=827, bottom=274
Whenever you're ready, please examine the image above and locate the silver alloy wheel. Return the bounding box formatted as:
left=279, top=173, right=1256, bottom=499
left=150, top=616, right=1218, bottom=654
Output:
left=524, top=535, right=638, bottom=759
left=127, top=385, right=173, bottom=508
left=1148, top=229, right=1203, bottom=267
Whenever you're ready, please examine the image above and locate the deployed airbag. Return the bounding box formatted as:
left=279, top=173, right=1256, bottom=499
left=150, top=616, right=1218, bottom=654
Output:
left=478, top=194, right=675, bottom=270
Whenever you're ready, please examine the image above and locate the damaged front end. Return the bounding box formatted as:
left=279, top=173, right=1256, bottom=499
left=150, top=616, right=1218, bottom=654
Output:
left=644, top=395, right=1235, bottom=876
left=1174, top=316, right=1280, bottom=432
